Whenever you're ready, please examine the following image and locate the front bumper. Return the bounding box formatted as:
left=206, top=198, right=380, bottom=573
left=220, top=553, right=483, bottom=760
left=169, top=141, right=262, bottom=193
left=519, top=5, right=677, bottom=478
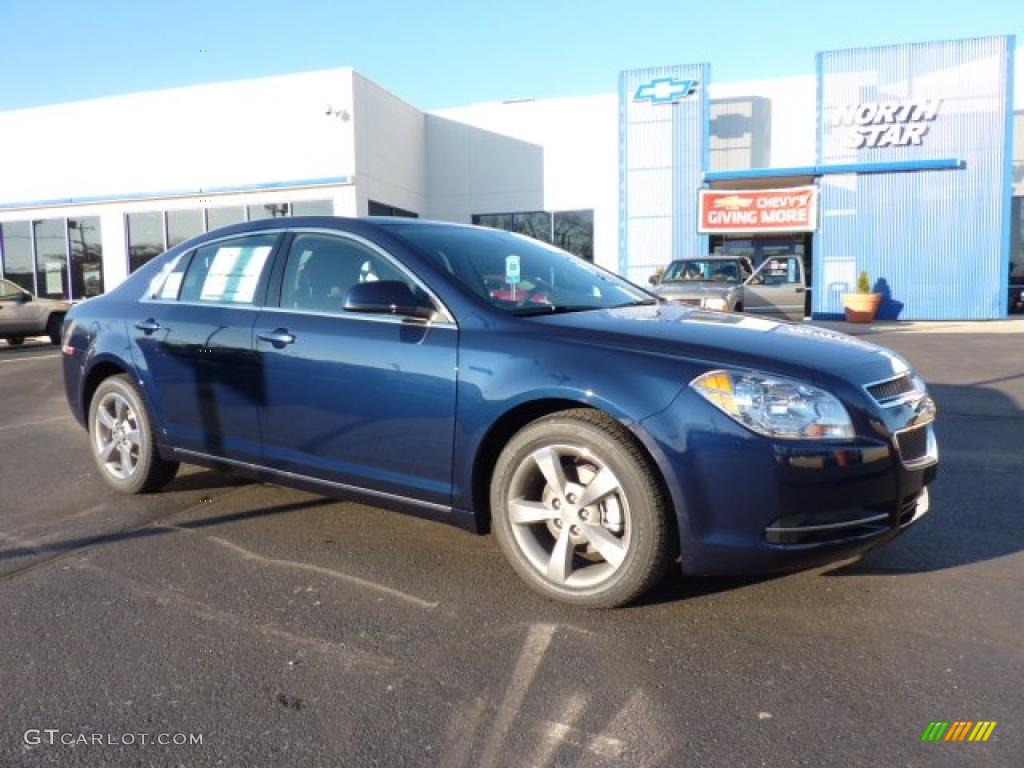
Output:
left=639, top=390, right=938, bottom=576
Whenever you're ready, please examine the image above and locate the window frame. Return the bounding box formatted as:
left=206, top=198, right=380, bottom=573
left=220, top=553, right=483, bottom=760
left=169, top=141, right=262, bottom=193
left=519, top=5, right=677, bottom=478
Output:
left=140, top=231, right=284, bottom=308
left=264, top=229, right=455, bottom=326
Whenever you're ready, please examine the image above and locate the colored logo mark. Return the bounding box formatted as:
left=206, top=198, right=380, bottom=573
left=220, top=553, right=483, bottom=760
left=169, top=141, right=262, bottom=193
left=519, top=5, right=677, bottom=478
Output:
left=713, top=195, right=754, bottom=211
left=921, top=721, right=997, bottom=742
left=633, top=77, right=697, bottom=105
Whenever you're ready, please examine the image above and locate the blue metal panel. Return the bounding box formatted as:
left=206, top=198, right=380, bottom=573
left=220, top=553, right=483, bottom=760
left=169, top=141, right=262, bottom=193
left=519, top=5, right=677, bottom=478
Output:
left=619, top=64, right=709, bottom=284
left=814, top=36, right=1014, bottom=320
left=705, top=158, right=965, bottom=183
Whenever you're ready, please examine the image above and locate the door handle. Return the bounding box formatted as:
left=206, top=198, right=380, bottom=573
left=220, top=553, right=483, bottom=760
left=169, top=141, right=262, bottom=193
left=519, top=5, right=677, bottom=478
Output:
left=257, top=328, right=296, bottom=346
left=135, top=319, right=162, bottom=334
left=795, top=287, right=805, bottom=293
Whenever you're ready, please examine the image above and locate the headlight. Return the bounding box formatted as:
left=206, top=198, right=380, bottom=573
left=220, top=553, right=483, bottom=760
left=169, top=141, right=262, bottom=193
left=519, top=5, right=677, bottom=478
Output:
left=691, top=369, right=854, bottom=439
left=701, top=297, right=728, bottom=311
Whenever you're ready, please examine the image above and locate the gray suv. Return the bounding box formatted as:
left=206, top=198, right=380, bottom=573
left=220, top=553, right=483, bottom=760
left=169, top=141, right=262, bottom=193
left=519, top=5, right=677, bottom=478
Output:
left=0, top=279, right=71, bottom=346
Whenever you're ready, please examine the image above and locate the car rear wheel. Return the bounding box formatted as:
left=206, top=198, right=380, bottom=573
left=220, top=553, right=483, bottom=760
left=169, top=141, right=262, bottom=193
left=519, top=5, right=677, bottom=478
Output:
left=491, top=409, right=673, bottom=607
left=46, top=313, right=64, bottom=345
left=88, top=375, right=179, bottom=494
left=6, top=337, right=25, bottom=346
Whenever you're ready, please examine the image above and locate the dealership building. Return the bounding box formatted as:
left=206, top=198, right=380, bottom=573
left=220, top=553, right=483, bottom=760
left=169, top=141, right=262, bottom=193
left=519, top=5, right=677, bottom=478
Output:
left=1, top=34, right=1021, bottom=319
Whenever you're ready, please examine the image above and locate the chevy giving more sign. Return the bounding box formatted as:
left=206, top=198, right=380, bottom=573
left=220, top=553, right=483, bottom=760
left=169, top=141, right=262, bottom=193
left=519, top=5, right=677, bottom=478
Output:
left=698, top=186, right=818, bottom=233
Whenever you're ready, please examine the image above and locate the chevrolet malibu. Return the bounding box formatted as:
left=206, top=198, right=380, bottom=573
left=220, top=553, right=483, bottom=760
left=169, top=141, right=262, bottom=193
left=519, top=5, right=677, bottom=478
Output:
left=61, top=218, right=938, bottom=607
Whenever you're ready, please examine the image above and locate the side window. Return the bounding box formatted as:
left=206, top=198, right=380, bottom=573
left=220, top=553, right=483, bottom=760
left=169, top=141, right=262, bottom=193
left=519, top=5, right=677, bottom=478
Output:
left=0, top=279, right=23, bottom=300
left=179, top=235, right=277, bottom=305
left=757, top=257, right=800, bottom=286
left=280, top=234, right=415, bottom=314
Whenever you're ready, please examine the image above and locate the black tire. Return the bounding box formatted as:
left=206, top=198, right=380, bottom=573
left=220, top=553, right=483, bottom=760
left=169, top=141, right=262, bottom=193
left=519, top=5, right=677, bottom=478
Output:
left=734, top=303, right=744, bottom=313
left=46, top=313, right=64, bottom=345
left=491, top=408, right=673, bottom=608
left=88, top=374, right=179, bottom=494
left=6, top=337, right=25, bottom=346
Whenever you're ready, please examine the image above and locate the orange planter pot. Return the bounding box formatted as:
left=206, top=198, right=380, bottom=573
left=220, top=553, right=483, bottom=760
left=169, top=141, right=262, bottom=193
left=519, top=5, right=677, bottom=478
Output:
left=842, top=293, right=882, bottom=323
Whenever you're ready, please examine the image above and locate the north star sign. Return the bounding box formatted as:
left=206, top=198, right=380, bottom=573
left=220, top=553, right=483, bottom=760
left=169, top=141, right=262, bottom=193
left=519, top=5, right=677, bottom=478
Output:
left=829, top=99, right=942, bottom=149
left=633, top=77, right=698, bottom=104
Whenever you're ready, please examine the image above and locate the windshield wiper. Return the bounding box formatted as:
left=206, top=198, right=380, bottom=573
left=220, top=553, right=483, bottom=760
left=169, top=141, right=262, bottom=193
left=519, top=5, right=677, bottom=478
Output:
left=509, top=305, right=603, bottom=317
left=609, top=299, right=659, bottom=308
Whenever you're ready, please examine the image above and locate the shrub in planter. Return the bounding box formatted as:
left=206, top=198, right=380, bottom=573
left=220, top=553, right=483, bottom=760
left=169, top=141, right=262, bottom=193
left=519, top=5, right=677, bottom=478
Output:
left=843, top=271, right=882, bottom=323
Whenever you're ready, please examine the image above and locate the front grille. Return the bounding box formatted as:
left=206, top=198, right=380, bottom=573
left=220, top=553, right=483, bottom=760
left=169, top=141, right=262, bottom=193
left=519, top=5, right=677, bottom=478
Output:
left=896, top=425, right=930, bottom=464
left=866, top=373, right=916, bottom=404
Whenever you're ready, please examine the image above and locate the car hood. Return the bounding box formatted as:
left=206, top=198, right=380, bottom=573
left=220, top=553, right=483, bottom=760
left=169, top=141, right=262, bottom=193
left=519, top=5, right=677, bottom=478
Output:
left=529, top=304, right=911, bottom=386
left=655, top=282, right=736, bottom=299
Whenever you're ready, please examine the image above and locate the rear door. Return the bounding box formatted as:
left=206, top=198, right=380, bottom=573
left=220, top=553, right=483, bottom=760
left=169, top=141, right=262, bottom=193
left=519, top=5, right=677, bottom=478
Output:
left=129, top=233, right=280, bottom=462
left=254, top=231, right=458, bottom=507
left=743, top=256, right=805, bottom=321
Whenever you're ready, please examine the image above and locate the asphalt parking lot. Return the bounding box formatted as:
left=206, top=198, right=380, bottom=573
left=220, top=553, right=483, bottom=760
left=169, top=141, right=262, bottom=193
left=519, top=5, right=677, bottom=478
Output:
left=1, top=327, right=1021, bottom=767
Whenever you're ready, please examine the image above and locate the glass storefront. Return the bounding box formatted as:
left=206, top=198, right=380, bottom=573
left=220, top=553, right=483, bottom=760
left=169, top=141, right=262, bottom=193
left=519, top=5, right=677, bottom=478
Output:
left=68, top=217, right=104, bottom=298
left=0, top=218, right=105, bottom=300
left=0, top=221, right=35, bottom=293
left=473, top=209, right=595, bottom=261
left=1010, top=197, right=1023, bottom=313
left=33, top=219, right=68, bottom=299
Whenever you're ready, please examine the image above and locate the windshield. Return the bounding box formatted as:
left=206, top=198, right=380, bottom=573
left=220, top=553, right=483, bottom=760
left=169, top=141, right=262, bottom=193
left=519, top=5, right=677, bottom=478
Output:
left=663, top=259, right=743, bottom=284
left=386, top=224, right=653, bottom=314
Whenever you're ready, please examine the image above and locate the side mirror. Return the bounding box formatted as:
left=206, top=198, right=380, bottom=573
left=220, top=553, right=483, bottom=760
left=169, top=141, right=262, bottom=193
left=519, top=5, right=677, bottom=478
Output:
left=343, top=281, right=436, bottom=320
left=17, top=291, right=32, bottom=303
left=648, top=274, right=660, bottom=286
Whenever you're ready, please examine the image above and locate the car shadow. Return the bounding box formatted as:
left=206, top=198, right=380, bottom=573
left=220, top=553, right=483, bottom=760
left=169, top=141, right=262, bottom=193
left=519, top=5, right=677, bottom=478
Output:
left=164, top=468, right=253, bottom=493
left=0, top=497, right=332, bottom=563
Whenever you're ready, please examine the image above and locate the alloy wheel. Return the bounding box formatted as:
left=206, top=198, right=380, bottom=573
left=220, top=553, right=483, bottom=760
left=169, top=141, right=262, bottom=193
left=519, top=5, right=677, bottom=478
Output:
left=506, top=444, right=631, bottom=589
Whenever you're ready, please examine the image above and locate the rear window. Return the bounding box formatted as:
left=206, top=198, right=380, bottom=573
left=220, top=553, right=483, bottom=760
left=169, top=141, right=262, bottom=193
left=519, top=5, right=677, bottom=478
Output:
left=178, top=235, right=277, bottom=305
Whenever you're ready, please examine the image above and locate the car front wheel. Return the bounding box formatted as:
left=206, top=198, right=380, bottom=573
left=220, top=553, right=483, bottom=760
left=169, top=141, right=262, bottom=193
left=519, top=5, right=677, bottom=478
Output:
left=491, top=409, right=673, bottom=607
left=88, top=375, right=179, bottom=493
left=6, top=337, right=25, bottom=346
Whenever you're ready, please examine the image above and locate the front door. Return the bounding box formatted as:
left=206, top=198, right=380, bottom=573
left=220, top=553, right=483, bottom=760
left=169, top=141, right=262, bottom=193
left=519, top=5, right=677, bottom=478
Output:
left=743, top=255, right=806, bottom=321
left=255, top=232, right=458, bottom=507
left=129, top=233, right=280, bottom=462
left=0, top=279, right=43, bottom=336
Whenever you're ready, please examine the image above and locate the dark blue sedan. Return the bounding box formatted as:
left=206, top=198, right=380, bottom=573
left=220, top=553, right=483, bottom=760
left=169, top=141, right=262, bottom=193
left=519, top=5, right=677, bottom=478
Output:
left=61, top=218, right=938, bottom=607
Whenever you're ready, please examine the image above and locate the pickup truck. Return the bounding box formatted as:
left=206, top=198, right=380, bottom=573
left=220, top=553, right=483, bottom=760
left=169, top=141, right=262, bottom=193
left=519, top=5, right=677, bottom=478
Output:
left=649, top=254, right=807, bottom=321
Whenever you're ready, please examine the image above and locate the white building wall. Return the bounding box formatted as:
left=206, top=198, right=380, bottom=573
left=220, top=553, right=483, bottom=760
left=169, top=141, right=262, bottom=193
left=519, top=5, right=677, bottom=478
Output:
left=351, top=73, right=427, bottom=216
left=430, top=95, right=620, bottom=271
left=0, top=68, right=357, bottom=204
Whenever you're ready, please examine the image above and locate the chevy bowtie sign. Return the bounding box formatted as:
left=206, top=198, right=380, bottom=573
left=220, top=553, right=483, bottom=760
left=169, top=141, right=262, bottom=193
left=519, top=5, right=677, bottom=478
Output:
left=632, top=77, right=698, bottom=104
left=828, top=99, right=942, bottom=149
left=698, top=187, right=818, bottom=233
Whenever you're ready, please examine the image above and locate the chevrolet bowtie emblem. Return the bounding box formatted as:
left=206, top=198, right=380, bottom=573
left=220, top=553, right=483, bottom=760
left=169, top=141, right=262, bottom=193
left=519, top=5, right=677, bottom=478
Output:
left=633, top=77, right=697, bottom=104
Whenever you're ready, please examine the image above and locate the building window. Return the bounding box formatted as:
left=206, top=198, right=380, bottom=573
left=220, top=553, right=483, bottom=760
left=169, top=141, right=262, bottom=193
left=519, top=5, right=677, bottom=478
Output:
left=68, top=217, right=104, bottom=298
left=0, top=221, right=35, bottom=293
left=33, top=219, right=69, bottom=300
left=368, top=200, right=418, bottom=218
left=473, top=209, right=595, bottom=261
left=127, top=211, right=166, bottom=273
left=291, top=199, right=334, bottom=216
left=206, top=207, right=245, bottom=231
left=166, top=209, right=204, bottom=248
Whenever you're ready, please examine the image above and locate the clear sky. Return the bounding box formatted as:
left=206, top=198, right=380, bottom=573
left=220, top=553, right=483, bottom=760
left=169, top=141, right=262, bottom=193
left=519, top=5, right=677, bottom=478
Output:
left=1, top=0, right=1022, bottom=111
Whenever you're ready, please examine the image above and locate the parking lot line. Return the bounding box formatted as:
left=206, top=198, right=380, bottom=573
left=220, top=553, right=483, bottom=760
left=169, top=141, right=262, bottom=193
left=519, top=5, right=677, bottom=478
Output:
left=203, top=533, right=440, bottom=609
left=0, top=415, right=70, bottom=432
